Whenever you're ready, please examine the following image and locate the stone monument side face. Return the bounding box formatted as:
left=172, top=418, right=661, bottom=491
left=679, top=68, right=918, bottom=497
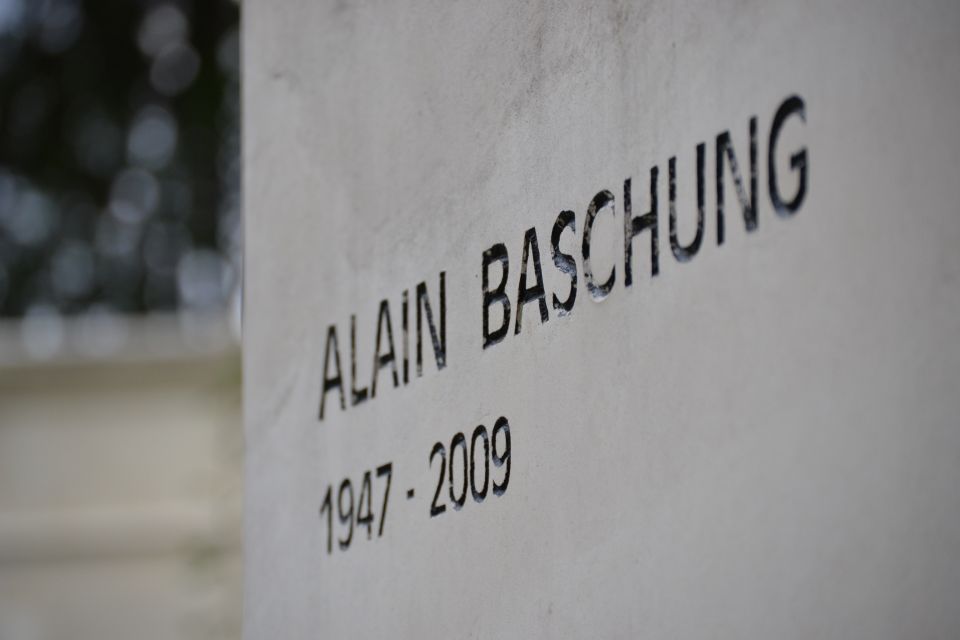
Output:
left=243, top=2, right=960, bottom=638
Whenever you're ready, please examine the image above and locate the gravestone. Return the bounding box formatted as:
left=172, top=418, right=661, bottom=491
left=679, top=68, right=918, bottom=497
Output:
left=243, top=2, right=960, bottom=637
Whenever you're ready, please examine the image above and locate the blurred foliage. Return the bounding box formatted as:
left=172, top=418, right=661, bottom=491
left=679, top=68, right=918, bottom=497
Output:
left=0, top=0, right=240, bottom=317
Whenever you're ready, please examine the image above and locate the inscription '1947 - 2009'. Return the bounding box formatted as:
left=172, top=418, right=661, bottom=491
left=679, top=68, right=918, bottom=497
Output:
left=318, top=94, right=808, bottom=422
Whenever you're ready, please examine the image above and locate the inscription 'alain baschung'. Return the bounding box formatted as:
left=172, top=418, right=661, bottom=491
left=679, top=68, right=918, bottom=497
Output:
left=318, top=94, right=809, bottom=422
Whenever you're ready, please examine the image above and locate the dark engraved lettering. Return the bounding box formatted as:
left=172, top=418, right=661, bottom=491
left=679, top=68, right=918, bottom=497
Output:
left=582, top=190, right=616, bottom=300
left=371, top=299, right=399, bottom=397
left=319, top=325, right=346, bottom=421
left=470, top=425, right=490, bottom=502
left=624, top=169, right=659, bottom=287
left=515, top=227, right=549, bottom=334
left=349, top=314, right=368, bottom=406
left=319, top=462, right=394, bottom=555
left=426, top=417, right=513, bottom=521
left=319, top=486, right=332, bottom=554
left=401, top=289, right=409, bottom=385
left=449, top=432, right=468, bottom=510
left=375, top=462, right=392, bottom=537
left=491, top=416, right=511, bottom=496
left=337, top=479, right=354, bottom=549
left=550, top=210, right=577, bottom=315
left=482, top=243, right=511, bottom=349
left=429, top=442, right=447, bottom=517
left=769, top=95, right=808, bottom=216
left=669, top=145, right=706, bottom=262
left=716, top=116, right=758, bottom=244
left=314, top=95, right=809, bottom=425
left=356, top=471, right=374, bottom=539
left=416, top=271, right=446, bottom=375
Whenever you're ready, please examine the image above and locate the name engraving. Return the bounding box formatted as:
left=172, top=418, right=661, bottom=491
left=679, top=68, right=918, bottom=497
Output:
left=318, top=94, right=807, bottom=422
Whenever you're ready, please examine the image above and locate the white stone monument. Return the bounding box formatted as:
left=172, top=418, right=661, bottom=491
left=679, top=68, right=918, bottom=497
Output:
left=243, top=2, right=960, bottom=637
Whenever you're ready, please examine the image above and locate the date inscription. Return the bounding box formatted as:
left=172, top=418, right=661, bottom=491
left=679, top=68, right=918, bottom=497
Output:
left=318, top=417, right=513, bottom=556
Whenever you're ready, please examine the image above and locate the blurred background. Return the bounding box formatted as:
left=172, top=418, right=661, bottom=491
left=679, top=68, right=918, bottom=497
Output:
left=0, top=1, right=243, bottom=638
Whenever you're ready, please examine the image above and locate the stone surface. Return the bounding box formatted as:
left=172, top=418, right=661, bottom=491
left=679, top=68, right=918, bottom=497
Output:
left=243, top=2, right=960, bottom=638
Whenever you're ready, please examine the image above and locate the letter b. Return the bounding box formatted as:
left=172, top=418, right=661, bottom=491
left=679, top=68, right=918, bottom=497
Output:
left=482, top=243, right=511, bottom=349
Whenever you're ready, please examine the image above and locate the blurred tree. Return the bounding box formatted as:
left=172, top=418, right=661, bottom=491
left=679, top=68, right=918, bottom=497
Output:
left=0, top=0, right=240, bottom=317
